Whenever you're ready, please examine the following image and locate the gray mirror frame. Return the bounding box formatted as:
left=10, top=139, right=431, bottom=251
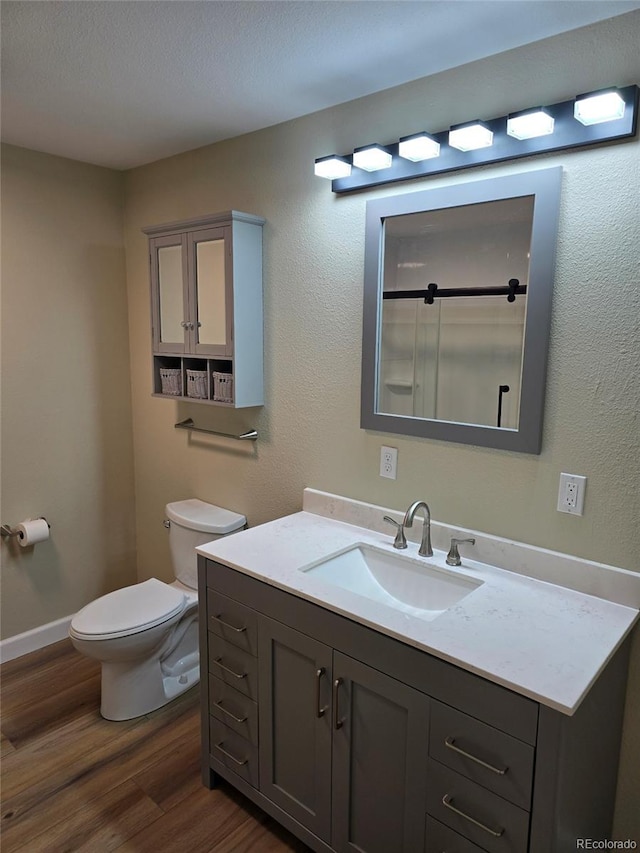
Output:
left=361, top=167, right=562, bottom=454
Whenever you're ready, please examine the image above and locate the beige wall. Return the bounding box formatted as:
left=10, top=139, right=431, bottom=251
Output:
left=1, top=145, right=137, bottom=638
left=124, top=14, right=639, bottom=836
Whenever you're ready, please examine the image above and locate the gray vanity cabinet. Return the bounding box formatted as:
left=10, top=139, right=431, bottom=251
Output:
left=199, top=558, right=630, bottom=853
left=258, top=616, right=429, bottom=852
left=143, top=210, right=265, bottom=407
left=330, top=651, right=429, bottom=853
left=258, top=617, right=333, bottom=840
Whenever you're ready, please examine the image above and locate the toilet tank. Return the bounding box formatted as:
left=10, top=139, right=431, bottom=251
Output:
left=165, top=499, right=246, bottom=589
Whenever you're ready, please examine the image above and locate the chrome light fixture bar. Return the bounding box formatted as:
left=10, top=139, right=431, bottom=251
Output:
left=315, top=85, right=638, bottom=194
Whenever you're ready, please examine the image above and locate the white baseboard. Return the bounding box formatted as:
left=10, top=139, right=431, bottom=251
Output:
left=0, top=615, right=73, bottom=664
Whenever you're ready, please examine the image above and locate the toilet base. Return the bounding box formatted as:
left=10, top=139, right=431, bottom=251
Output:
left=100, top=653, right=200, bottom=721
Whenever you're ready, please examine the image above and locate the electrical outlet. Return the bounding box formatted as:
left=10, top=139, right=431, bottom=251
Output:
left=380, top=446, right=398, bottom=480
left=557, top=473, right=587, bottom=515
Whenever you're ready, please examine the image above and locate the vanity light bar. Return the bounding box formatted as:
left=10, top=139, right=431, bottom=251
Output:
left=315, top=85, right=638, bottom=194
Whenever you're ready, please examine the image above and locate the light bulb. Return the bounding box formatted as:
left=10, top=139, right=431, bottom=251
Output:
left=314, top=155, right=352, bottom=179
left=574, top=91, right=625, bottom=126
left=507, top=109, right=555, bottom=140
left=448, top=122, right=493, bottom=152
left=353, top=145, right=392, bottom=172
left=398, top=133, right=440, bottom=162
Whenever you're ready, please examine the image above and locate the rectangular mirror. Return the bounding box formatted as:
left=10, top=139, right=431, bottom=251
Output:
left=157, top=238, right=187, bottom=349
left=192, top=229, right=227, bottom=348
left=361, top=167, right=562, bottom=453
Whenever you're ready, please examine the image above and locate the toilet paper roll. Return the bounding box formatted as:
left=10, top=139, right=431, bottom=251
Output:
left=16, top=518, right=50, bottom=547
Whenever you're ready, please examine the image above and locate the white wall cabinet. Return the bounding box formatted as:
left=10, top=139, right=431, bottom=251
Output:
left=143, top=211, right=265, bottom=408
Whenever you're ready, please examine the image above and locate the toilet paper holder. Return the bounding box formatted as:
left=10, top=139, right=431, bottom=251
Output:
left=1, top=517, right=50, bottom=538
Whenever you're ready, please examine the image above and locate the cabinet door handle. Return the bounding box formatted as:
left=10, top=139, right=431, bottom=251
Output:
left=444, top=736, right=508, bottom=775
left=442, top=794, right=504, bottom=838
left=211, top=613, right=247, bottom=634
left=214, top=657, right=247, bottom=680
left=316, top=667, right=328, bottom=718
left=215, top=741, right=248, bottom=766
left=333, top=677, right=344, bottom=729
left=214, top=700, right=248, bottom=724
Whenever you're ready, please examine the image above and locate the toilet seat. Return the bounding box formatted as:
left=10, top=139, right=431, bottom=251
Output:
left=70, top=578, right=187, bottom=641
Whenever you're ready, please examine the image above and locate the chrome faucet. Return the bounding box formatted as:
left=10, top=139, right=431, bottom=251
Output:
left=402, top=501, right=433, bottom=557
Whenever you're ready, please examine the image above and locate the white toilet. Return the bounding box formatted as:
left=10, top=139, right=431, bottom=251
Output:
left=69, top=499, right=246, bottom=721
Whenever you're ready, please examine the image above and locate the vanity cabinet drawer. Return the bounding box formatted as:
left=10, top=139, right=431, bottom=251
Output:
left=209, top=675, right=259, bottom=744
left=209, top=718, right=259, bottom=788
left=208, top=634, right=259, bottom=700
left=425, top=817, right=487, bottom=853
left=426, top=762, right=529, bottom=853
left=207, top=589, right=258, bottom=654
left=429, top=701, right=534, bottom=810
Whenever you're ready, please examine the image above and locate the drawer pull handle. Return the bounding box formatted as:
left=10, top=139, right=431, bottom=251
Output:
left=333, top=677, right=344, bottom=729
left=316, top=667, right=328, bottom=718
left=214, top=700, right=248, bottom=724
left=442, top=794, right=504, bottom=838
left=215, top=741, right=248, bottom=767
left=444, top=736, right=508, bottom=776
left=214, top=657, right=247, bottom=680
left=211, top=614, right=247, bottom=634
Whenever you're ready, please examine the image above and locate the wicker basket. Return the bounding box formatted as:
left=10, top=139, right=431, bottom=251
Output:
left=212, top=371, right=234, bottom=403
left=186, top=369, right=208, bottom=399
left=159, top=367, right=182, bottom=396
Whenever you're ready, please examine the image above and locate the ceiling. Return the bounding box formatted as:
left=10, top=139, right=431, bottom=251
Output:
left=2, top=0, right=639, bottom=171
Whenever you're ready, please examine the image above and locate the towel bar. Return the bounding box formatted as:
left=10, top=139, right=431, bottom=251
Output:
left=174, top=418, right=258, bottom=441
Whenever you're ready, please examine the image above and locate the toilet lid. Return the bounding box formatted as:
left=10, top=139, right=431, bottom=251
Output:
left=165, top=499, right=246, bottom=534
left=71, top=578, right=186, bottom=638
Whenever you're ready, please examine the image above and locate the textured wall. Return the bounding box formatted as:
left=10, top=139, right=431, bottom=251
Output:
left=124, top=13, right=640, bottom=575
left=0, top=145, right=137, bottom=638
left=122, top=12, right=640, bottom=837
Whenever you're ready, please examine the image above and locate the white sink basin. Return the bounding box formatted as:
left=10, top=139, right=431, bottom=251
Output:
left=300, top=544, right=482, bottom=621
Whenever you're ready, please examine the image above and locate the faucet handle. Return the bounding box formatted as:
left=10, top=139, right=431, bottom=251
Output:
left=446, top=537, right=476, bottom=566
left=383, top=516, right=407, bottom=550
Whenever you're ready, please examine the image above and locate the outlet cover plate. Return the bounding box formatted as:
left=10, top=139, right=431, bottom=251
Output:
left=557, top=472, right=587, bottom=515
left=380, top=446, right=398, bottom=480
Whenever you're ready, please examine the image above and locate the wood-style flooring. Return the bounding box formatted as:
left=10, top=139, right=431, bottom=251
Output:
left=0, top=639, right=310, bottom=852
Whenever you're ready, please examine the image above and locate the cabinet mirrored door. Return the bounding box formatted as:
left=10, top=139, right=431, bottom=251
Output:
left=153, top=235, right=189, bottom=353
left=189, top=226, right=232, bottom=356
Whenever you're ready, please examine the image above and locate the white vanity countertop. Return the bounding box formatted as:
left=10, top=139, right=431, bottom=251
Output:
left=197, top=508, right=639, bottom=715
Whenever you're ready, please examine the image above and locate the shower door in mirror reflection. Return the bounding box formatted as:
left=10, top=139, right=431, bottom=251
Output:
left=379, top=197, right=532, bottom=430
left=361, top=167, right=562, bottom=453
